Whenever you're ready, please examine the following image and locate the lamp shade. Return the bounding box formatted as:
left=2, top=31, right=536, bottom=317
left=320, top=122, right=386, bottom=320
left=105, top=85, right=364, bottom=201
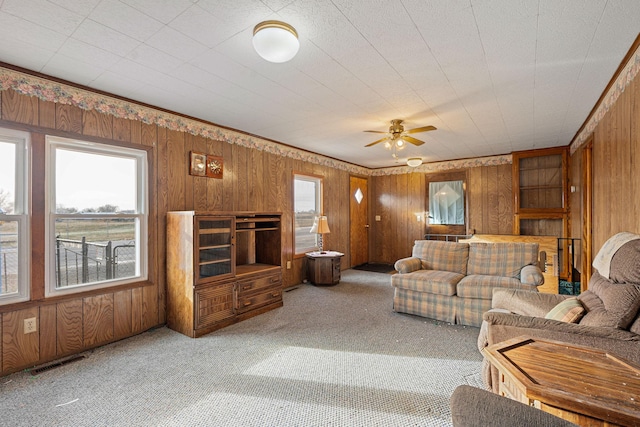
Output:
left=309, top=215, right=330, bottom=234
left=407, top=157, right=422, bottom=167
left=252, top=20, right=299, bottom=63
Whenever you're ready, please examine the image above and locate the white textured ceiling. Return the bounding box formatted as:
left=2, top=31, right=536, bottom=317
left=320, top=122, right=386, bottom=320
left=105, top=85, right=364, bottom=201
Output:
left=0, top=0, right=638, bottom=168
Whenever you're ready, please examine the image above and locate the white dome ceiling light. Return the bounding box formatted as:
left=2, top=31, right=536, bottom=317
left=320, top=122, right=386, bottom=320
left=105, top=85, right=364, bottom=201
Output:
left=407, top=158, right=423, bottom=168
left=252, top=21, right=300, bottom=63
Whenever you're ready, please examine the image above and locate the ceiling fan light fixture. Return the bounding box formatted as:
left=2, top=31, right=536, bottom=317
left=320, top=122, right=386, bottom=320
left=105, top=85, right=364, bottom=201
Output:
left=407, top=157, right=423, bottom=168
left=253, top=20, right=299, bottom=63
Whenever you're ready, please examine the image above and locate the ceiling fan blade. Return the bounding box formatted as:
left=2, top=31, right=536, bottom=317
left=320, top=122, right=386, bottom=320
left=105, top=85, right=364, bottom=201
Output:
left=363, top=130, right=387, bottom=134
left=365, top=137, right=389, bottom=147
left=406, top=125, right=436, bottom=134
left=403, top=136, right=426, bottom=146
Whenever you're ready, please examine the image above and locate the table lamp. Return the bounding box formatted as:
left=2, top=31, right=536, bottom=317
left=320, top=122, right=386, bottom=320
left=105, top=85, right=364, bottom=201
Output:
left=310, top=215, right=330, bottom=252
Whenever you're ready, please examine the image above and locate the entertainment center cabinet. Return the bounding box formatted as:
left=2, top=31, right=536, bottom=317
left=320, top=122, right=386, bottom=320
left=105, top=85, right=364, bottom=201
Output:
left=166, top=211, right=283, bottom=337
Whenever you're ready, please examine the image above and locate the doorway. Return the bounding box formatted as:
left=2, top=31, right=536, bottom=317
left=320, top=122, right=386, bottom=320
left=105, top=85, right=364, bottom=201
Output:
left=349, top=176, right=369, bottom=267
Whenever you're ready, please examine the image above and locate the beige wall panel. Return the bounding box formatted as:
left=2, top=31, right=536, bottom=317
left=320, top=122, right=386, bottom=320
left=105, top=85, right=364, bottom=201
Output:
left=250, top=148, right=265, bottom=211
left=632, top=78, right=640, bottom=238
left=167, top=129, right=186, bottom=211
left=83, top=294, right=114, bottom=348
left=39, top=304, right=57, bottom=361
left=112, top=116, right=132, bottom=142
left=82, top=108, right=113, bottom=139
left=190, top=135, right=209, bottom=211
left=142, top=285, right=159, bottom=331
left=55, top=103, right=83, bottom=133
left=114, top=289, right=133, bottom=340
left=1, top=90, right=38, bottom=124
left=38, top=99, right=56, bottom=128
left=2, top=308, right=39, bottom=373
left=131, top=287, right=144, bottom=334
left=497, top=164, right=513, bottom=234
left=56, top=299, right=83, bottom=356
left=235, top=146, right=249, bottom=211
left=467, top=167, right=483, bottom=234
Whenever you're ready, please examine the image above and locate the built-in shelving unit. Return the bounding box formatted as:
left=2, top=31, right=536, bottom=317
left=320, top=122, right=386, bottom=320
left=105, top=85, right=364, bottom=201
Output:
left=512, top=147, right=570, bottom=280
left=167, top=211, right=282, bottom=337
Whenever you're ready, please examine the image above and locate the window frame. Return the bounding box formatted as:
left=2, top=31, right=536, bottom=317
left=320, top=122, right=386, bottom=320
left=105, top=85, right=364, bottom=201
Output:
left=0, top=128, right=30, bottom=305
left=45, top=135, right=148, bottom=297
left=293, top=172, right=323, bottom=256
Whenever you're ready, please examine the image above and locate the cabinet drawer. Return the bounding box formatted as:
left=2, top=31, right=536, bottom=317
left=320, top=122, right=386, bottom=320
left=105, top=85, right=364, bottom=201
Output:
left=237, top=288, right=282, bottom=314
left=237, top=272, right=282, bottom=295
left=195, top=282, right=235, bottom=329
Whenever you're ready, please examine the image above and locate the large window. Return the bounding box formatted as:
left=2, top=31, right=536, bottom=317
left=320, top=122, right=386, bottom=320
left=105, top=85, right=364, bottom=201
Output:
left=294, top=173, right=322, bottom=255
left=0, top=129, right=30, bottom=305
left=46, top=136, right=148, bottom=296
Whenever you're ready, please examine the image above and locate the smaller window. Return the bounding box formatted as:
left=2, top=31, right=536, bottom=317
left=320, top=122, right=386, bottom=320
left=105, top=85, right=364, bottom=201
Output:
left=293, top=173, right=322, bottom=255
left=0, top=128, right=30, bottom=305
left=429, top=180, right=465, bottom=225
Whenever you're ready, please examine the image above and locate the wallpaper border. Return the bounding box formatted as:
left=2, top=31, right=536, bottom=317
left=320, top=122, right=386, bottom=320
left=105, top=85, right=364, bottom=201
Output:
left=0, top=66, right=510, bottom=174
left=570, top=42, right=640, bottom=153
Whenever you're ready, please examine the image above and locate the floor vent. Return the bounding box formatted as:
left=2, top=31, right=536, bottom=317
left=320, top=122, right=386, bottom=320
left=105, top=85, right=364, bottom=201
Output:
left=284, top=286, right=299, bottom=292
left=30, top=355, right=86, bottom=375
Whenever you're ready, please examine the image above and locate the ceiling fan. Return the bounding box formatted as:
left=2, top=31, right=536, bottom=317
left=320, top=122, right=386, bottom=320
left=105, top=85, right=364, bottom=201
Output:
left=364, top=119, right=436, bottom=148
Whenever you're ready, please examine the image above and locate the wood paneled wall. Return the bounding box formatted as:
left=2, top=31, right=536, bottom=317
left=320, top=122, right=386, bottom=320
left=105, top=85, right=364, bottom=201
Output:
left=570, top=75, right=640, bottom=262
left=0, top=88, right=352, bottom=375
left=369, top=163, right=513, bottom=264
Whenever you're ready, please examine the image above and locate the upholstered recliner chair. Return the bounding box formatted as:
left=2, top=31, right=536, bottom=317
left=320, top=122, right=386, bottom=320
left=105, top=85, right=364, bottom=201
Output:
left=478, top=232, right=640, bottom=392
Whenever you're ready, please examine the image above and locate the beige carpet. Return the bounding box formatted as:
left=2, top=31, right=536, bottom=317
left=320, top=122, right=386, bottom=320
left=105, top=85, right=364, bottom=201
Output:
left=0, top=270, right=482, bottom=426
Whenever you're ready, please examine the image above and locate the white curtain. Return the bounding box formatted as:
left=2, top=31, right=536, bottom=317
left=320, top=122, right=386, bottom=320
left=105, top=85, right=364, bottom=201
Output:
left=429, top=180, right=464, bottom=225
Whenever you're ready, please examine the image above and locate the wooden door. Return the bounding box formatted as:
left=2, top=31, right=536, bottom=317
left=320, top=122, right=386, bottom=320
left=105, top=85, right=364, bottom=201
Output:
left=350, top=176, right=369, bottom=267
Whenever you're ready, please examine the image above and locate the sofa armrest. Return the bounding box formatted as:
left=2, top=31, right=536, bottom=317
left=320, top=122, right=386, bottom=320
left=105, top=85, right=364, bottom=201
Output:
left=450, top=385, right=578, bottom=427
left=394, top=257, right=422, bottom=274
left=519, top=264, right=544, bottom=286
left=483, top=311, right=640, bottom=342
left=492, top=288, right=569, bottom=317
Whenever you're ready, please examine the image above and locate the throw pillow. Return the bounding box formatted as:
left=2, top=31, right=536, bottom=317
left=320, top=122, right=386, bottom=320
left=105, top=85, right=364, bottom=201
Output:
left=545, top=298, right=585, bottom=323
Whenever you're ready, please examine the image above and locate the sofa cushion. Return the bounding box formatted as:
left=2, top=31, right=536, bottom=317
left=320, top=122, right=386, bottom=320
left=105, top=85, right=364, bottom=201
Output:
left=457, top=275, right=523, bottom=299
left=578, top=272, right=640, bottom=329
left=466, top=242, right=539, bottom=278
left=545, top=298, right=585, bottom=323
left=412, top=240, right=469, bottom=275
left=391, top=270, right=464, bottom=296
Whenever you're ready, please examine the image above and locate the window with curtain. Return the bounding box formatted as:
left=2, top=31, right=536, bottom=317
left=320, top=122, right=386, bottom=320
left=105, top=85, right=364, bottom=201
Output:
left=429, top=180, right=465, bottom=225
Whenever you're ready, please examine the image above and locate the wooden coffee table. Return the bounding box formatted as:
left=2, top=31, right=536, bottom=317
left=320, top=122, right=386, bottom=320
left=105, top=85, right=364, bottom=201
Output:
left=483, top=336, right=640, bottom=426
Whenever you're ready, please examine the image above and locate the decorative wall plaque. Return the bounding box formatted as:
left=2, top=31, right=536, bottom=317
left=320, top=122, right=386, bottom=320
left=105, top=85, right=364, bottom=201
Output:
left=190, top=152, right=223, bottom=179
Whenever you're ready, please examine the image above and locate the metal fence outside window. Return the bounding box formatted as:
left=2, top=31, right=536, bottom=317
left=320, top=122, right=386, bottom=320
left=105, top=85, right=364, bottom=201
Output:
left=0, top=232, right=18, bottom=294
left=55, top=236, right=136, bottom=287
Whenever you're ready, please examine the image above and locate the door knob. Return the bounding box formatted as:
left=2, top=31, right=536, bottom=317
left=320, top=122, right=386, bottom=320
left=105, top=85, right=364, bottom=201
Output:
left=364, top=224, right=370, bottom=228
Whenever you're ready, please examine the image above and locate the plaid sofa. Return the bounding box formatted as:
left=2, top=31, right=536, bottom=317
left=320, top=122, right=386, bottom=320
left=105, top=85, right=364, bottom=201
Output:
left=391, top=240, right=544, bottom=327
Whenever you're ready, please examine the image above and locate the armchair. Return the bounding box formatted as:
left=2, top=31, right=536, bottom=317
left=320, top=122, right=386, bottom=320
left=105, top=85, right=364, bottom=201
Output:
left=478, top=233, right=640, bottom=392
